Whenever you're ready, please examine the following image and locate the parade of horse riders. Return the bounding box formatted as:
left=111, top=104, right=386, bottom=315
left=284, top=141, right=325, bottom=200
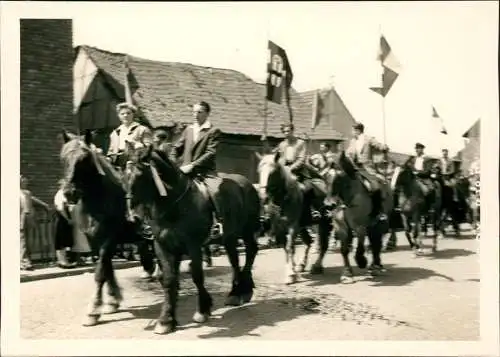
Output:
left=12, top=7, right=491, bottom=345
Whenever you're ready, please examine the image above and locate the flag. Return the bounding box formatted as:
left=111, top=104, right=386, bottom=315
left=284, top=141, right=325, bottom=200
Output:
left=432, top=106, right=448, bottom=134
left=311, top=89, right=335, bottom=130
left=266, top=41, right=293, bottom=105
left=370, top=35, right=401, bottom=97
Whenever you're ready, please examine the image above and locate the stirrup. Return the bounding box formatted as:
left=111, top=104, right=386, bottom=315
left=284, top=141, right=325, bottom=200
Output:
left=211, top=220, right=224, bottom=237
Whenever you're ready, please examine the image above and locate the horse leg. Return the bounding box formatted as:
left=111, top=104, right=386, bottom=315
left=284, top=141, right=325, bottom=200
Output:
left=354, top=228, right=368, bottom=271
left=368, top=226, right=385, bottom=276
left=384, top=211, right=399, bottom=251
left=401, top=213, right=414, bottom=249
left=432, top=205, right=444, bottom=253
left=153, top=239, right=180, bottom=335
left=188, top=247, right=213, bottom=324
left=83, top=237, right=118, bottom=325
left=203, top=243, right=213, bottom=268
left=296, top=227, right=313, bottom=273
left=138, top=240, right=156, bottom=279
left=310, top=216, right=332, bottom=275
left=340, top=228, right=355, bottom=284
left=223, top=235, right=242, bottom=306
left=239, top=231, right=259, bottom=304
left=83, top=261, right=105, bottom=326
left=284, top=226, right=298, bottom=285
left=412, top=211, right=424, bottom=256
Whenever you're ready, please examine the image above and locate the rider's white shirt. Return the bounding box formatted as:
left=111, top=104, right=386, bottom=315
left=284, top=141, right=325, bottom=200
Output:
left=414, top=156, right=424, bottom=171
left=192, top=120, right=211, bottom=143
left=355, top=134, right=366, bottom=155
left=117, top=123, right=133, bottom=151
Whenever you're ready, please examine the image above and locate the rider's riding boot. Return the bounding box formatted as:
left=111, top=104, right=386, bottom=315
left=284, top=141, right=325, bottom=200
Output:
left=209, top=196, right=224, bottom=236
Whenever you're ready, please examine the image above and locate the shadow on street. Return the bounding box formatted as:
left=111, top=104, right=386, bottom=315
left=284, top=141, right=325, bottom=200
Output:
left=304, top=263, right=455, bottom=288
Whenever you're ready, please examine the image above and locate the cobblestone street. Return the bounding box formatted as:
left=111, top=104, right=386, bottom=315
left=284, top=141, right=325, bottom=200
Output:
left=21, top=231, right=479, bottom=341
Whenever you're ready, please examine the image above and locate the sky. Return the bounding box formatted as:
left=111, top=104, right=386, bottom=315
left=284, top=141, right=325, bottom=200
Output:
left=68, top=2, right=496, bottom=155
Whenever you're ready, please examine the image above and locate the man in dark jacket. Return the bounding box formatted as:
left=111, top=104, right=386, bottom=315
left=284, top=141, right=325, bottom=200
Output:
left=172, top=101, right=224, bottom=234
left=407, top=142, right=434, bottom=195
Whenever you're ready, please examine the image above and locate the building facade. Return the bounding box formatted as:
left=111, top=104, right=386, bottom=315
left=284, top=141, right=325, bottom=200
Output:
left=20, top=19, right=75, bottom=203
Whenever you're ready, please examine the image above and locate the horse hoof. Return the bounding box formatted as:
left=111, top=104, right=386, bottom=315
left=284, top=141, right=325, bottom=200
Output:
left=310, top=265, right=324, bottom=275
left=240, top=292, right=254, bottom=304
left=82, top=315, right=100, bottom=326
left=432, top=246, right=437, bottom=253
left=384, top=245, right=396, bottom=252
left=295, top=264, right=306, bottom=273
left=224, top=295, right=241, bottom=306
left=284, top=274, right=298, bottom=285
left=204, top=260, right=213, bottom=268
left=140, top=271, right=153, bottom=279
left=102, top=304, right=119, bottom=314
left=340, top=275, right=354, bottom=284
left=193, top=311, right=210, bottom=324
left=154, top=322, right=176, bottom=335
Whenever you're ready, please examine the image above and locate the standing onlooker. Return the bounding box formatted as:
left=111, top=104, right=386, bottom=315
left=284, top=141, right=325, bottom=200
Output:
left=20, top=175, right=50, bottom=270
left=53, top=182, right=77, bottom=268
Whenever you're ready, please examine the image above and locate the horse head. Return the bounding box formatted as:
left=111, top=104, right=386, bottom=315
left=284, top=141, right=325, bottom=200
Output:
left=390, top=159, right=415, bottom=195
left=59, top=129, right=111, bottom=203
left=124, top=143, right=183, bottom=211
left=325, top=151, right=355, bottom=202
left=255, top=150, right=293, bottom=205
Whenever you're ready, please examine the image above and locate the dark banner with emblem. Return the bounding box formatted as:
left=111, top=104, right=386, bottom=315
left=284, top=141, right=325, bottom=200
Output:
left=266, top=41, right=293, bottom=106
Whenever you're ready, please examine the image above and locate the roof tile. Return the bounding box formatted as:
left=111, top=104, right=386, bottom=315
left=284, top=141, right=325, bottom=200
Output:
left=81, top=45, right=343, bottom=140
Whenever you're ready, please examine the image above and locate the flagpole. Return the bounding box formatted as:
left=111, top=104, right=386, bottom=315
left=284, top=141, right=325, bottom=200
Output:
left=261, top=25, right=270, bottom=153
left=377, top=25, right=389, bottom=178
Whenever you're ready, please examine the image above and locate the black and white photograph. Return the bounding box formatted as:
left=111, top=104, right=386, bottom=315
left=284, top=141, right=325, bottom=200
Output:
left=1, top=1, right=498, bottom=356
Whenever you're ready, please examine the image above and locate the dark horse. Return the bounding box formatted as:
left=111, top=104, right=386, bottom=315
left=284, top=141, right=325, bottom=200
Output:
left=318, top=151, right=393, bottom=283
left=431, top=165, right=467, bottom=237
left=124, top=145, right=261, bottom=335
left=59, top=130, right=146, bottom=326
left=255, top=151, right=333, bottom=284
left=390, top=159, right=443, bottom=255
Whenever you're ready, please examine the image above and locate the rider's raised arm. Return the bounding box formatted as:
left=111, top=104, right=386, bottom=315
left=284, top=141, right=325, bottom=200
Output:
left=191, top=128, right=221, bottom=170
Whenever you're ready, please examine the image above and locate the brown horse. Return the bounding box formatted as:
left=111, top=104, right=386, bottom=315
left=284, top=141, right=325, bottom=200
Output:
left=317, top=151, right=393, bottom=283
left=59, top=130, right=145, bottom=326
left=124, top=145, right=260, bottom=335
left=255, top=151, right=333, bottom=284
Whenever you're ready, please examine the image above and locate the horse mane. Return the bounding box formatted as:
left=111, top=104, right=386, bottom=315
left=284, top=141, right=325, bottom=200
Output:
left=61, top=136, right=124, bottom=191
left=93, top=151, right=124, bottom=188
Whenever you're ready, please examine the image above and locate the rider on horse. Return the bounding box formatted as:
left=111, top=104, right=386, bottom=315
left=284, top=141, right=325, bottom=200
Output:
left=107, top=102, right=153, bottom=169
left=309, top=142, right=338, bottom=177
left=171, top=101, right=224, bottom=235
left=407, top=142, right=435, bottom=196
left=345, top=122, right=389, bottom=221
left=439, top=148, right=459, bottom=202
left=272, top=122, right=324, bottom=222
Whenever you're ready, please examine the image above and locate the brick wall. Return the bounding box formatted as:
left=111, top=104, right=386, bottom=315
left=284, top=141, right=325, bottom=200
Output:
left=20, top=19, right=75, bottom=203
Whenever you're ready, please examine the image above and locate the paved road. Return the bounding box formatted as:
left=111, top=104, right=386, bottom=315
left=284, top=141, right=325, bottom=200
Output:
left=21, top=230, right=479, bottom=340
